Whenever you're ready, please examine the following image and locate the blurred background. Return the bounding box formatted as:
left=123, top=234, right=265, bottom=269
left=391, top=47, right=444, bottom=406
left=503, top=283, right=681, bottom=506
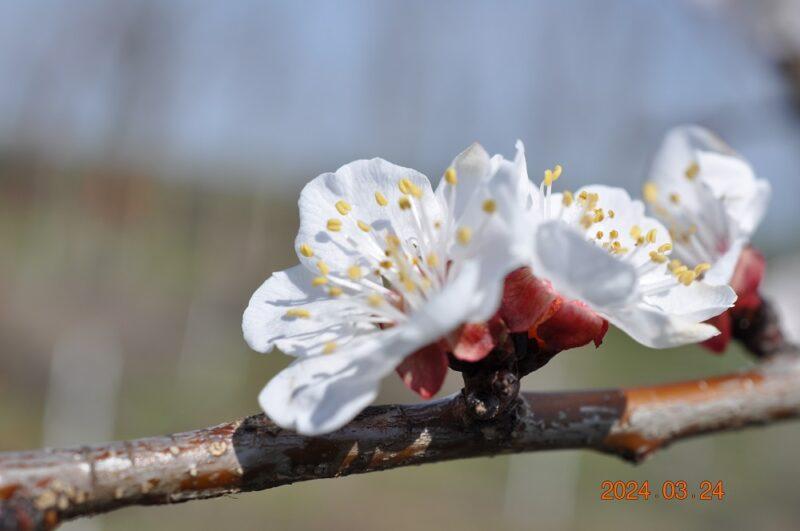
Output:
left=2, top=0, right=800, bottom=529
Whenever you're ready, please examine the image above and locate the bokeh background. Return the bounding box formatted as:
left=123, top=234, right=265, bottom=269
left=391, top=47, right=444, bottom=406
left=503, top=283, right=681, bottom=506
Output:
left=2, top=1, right=800, bottom=530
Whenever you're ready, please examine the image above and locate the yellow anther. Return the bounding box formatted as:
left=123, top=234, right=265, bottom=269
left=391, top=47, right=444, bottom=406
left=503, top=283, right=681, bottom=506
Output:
left=562, top=191, right=574, bottom=206
left=679, top=270, right=696, bottom=286
left=694, top=262, right=712, bottom=275
left=673, top=265, right=689, bottom=276
left=669, top=193, right=680, bottom=204
left=668, top=259, right=682, bottom=272
left=685, top=162, right=700, bottom=180
left=646, top=228, right=657, bottom=243
left=482, top=199, right=497, bottom=214
left=630, top=225, right=642, bottom=239
left=357, top=220, right=371, bottom=232
left=580, top=214, right=593, bottom=229
left=649, top=251, right=668, bottom=263
left=426, top=252, right=439, bottom=268
left=327, top=218, right=343, bottom=232
left=578, top=190, right=588, bottom=201
left=596, top=231, right=604, bottom=240
left=284, top=308, right=311, bottom=319
left=457, top=226, right=472, bottom=245
left=379, top=260, right=393, bottom=269
left=386, top=234, right=401, bottom=247
left=635, top=236, right=645, bottom=246
left=398, top=196, right=412, bottom=210
left=543, top=169, right=554, bottom=186
left=434, top=221, right=442, bottom=229
left=323, top=342, right=337, bottom=354
left=328, top=286, right=343, bottom=297
left=612, top=245, right=629, bottom=255
left=367, top=293, right=383, bottom=307
left=593, top=208, right=605, bottom=223
left=375, top=191, right=389, bottom=206
left=553, top=164, right=563, bottom=180
left=299, top=244, right=314, bottom=258
left=317, top=260, right=330, bottom=275
left=608, top=209, right=615, bottom=219
left=403, top=278, right=416, bottom=292
left=611, top=241, right=622, bottom=250
left=399, top=178, right=422, bottom=197
left=347, top=265, right=362, bottom=280
left=643, top=181, right=659, bottom=203
left=335, top=200, right=352, bottom=215
left=657, top=243, right=672, bottom=253
left=311, top=276, right=328, bottom=287
left=444, top=167, right=458, bottom=185
left=609, top=230, right=619, bottom=240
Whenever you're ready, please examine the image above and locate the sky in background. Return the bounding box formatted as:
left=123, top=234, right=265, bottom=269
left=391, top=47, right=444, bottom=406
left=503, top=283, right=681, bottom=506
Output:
left=1, top=0, right=799, bottom=244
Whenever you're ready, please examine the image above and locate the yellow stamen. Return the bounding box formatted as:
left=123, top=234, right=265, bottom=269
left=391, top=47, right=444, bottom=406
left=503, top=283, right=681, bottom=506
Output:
left=643, top=182, right=658, bottom=203
left=335, top=200, right=352, bottom=215
left=562, top=191, right=574, bottom=206
left=328, top=286, right=343, bottom=297
left=367, top=293, right=383, bottom=307
left=593, top=208, right=605, bottom=223
left=398, top=196, right=412, bottom=210
left=457, top=226, right=472, bottom=245
left=357, top=220, right=371, bottom=232
left=543, top=169, right=554, bottom=186
left=347, top=265, right=362, bottom=280
left=669, top=193, right=680, bottom=204
left=444, top=167, right=457, bottom=185
left=668, top=259, right=682, bottom=272
left=694, top=262, right=711, bottom=275
left=285, top=308, right=310, bottom=319
left=426, top=252, right=439, bottom=267
left=553, top=164, right=563, bottom=180
left=375, top=191, right=389, bottom=207
left=596, top=231, right=604, bottom=240
left=299, top=244, right=314, bottom=258
left=379, top=260, right=393, bottom=269
left=317, top=260, right=330, bottom=275
left=646, top=228, right=657, bottom=243
left=398, top=178, right=412, bottom=195
left=673, top=265, right=689, bottom=276
left=679, top=270, right=696, bottom=286
left=649, top=251, right=668, bottom=263
left=685, top=162, right=700, bottom=180
left=323, top=342, right=337, bottom=354
left=311, top=276, right=328, bottom=287
left=657, top=243, right=672, bottom=253
left=630, top=225, right=642, bottom=239
left=482, top=199, right=497, bottom=214
left=327, top=218, right=342, bottom=232
left=609, top=230, right=619, bottom=240
left=608, top=209, right=615, bottom=219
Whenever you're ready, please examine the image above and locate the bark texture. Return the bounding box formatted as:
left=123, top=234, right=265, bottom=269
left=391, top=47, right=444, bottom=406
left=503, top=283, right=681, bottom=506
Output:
left=1, top=301, right=798, bottom=529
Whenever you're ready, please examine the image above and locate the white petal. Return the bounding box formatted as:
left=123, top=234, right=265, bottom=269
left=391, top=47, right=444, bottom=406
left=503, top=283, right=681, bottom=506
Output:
left=435, top=142, right=491, bottom=221
left=258, top=333, right=407, bottom=435
left=607, top=303, right=722, bottom=349
left=295, top=158, right=443, bottom=273
left=643, top=282, right=736, bottom=322
left=242, top=265, right=368, bottom=356
left=704, top=237, right=745, bottom=285
left=532, top=221, right=637, bottom=309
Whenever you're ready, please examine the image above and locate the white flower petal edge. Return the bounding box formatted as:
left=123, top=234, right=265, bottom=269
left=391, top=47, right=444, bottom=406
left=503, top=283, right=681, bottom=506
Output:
left=245, top=146, right=522, bottom=434
left=645, top=125, right=771, bottom=285
left=490, top=157, right=737, bottom=349
left=258, top=260, right=487, bottom=435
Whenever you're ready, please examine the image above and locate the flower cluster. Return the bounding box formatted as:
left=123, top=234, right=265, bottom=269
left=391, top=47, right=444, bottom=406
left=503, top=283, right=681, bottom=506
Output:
left=243, top=126, right=768, bottom=435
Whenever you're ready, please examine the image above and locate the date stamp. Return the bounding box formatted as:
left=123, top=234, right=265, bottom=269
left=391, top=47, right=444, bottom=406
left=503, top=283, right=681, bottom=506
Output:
left=600, top=480, right=725, bottom=501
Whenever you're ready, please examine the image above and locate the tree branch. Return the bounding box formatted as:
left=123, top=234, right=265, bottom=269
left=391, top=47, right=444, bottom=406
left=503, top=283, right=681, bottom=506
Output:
left=1, top=301, right=799, bottom=529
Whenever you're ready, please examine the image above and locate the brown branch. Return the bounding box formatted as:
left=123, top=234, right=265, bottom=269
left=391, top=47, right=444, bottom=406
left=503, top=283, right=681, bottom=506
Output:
left=1, top=301, right=799, bottom=529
